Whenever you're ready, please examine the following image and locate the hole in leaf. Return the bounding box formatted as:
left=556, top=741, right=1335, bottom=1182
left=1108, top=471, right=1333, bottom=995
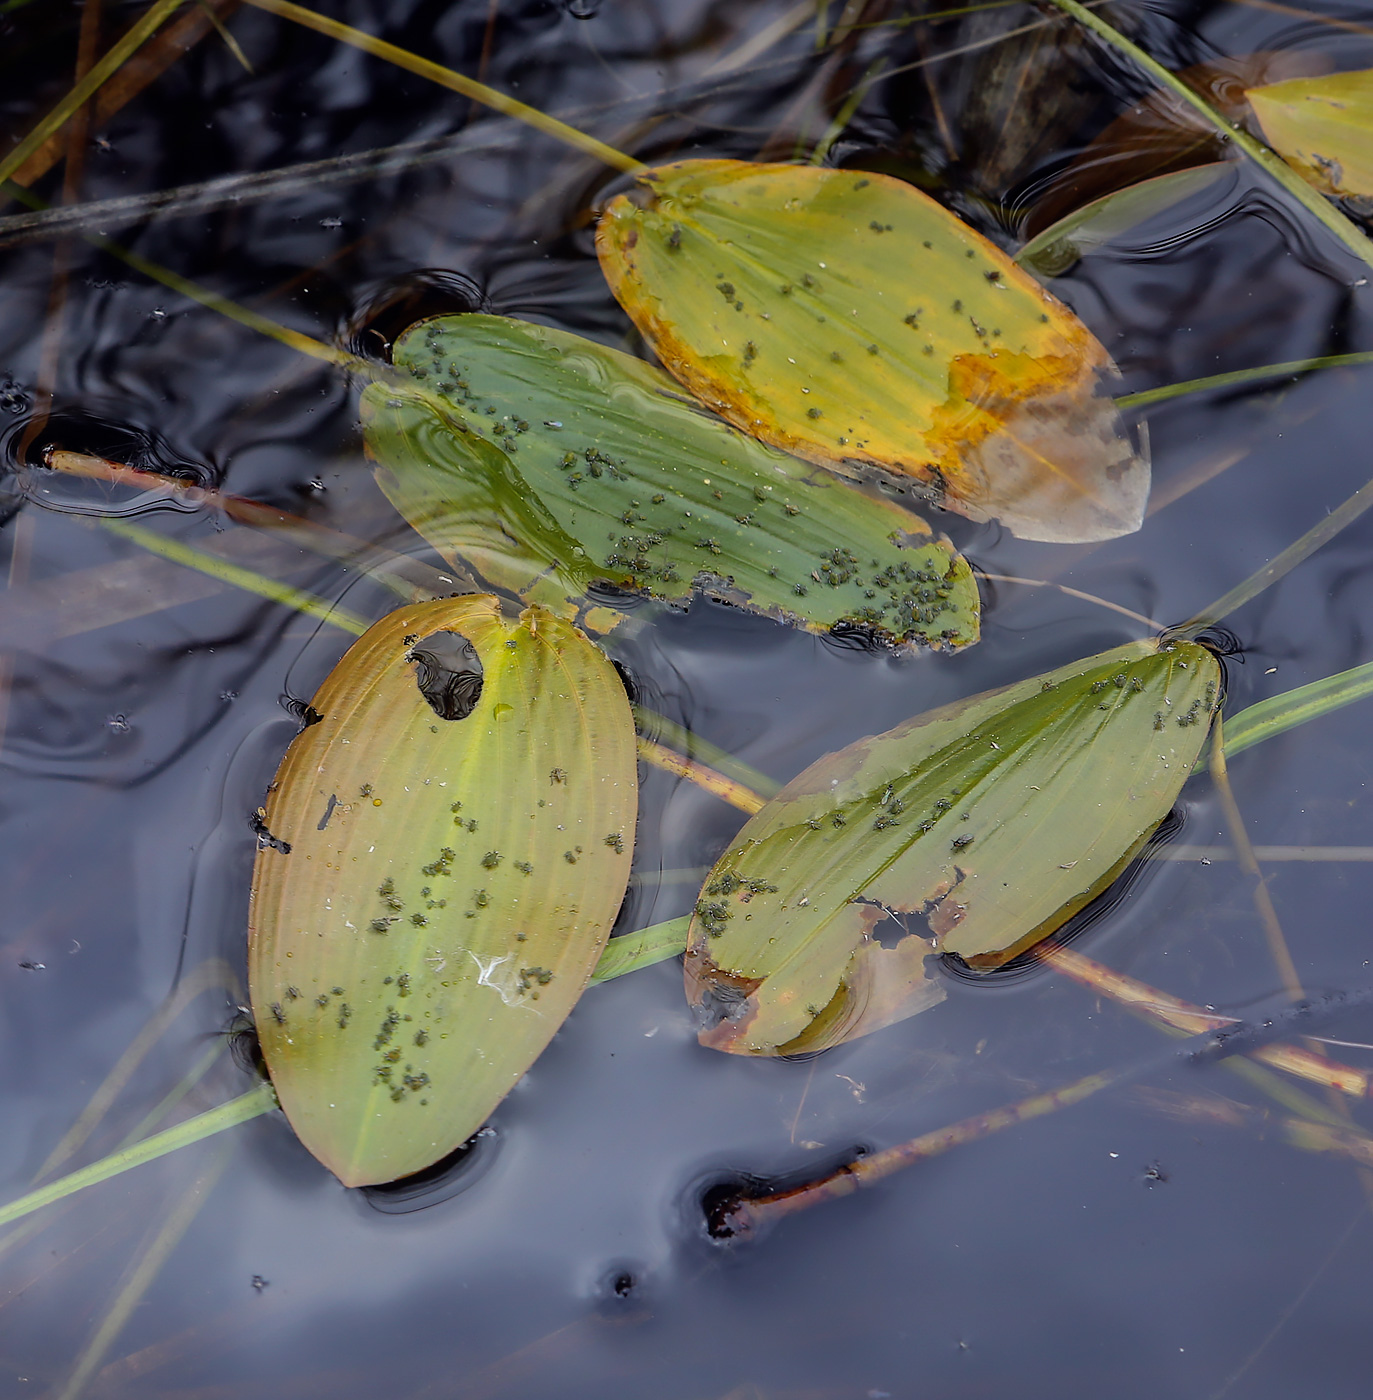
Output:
left=409, top=631, right=484, bottom=720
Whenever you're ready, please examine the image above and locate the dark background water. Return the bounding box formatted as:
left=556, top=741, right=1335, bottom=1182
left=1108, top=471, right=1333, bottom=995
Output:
left=5, top=1, right=1373, bottom=1396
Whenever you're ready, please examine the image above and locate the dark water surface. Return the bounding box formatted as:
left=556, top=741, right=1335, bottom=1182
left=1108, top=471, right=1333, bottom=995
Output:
left=5, top=1, right=1373, bottom=1396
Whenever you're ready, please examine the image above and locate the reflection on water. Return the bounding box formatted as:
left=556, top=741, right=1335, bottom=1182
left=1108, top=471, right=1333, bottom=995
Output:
left=3, top=2, right=1373, bottom=1397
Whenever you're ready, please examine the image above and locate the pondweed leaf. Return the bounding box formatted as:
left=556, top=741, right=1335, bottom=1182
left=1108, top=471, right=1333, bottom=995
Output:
left=686, top=638, right=1221, bottom=1055
left=596, top=160, right=1149, bottom=543
left=362, top=315, right=979, bottom=651
left=1247, top=67, right=1373, bottom=201
left=248, top=595, right=636, bottom=1186
left=1016, top=163, right=1236, bottom=278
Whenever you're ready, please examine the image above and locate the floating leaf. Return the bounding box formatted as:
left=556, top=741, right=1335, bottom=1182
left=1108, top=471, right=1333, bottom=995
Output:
left=1247, top=67, right=1373, bottom=200
left=595, top=160, right=1149, bottom=543
left=361, top=315, right=979, bottom=651
left=248, top=595, right=636, bottom=1186
left=685, top=638, right=1221, bottom=1055
left=1016, top=162, right=1237, bottom=277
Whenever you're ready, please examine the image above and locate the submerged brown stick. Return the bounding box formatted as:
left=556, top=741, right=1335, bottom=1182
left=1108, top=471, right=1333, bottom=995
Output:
left=1039, top=944, right=1368, bottom=1098
left=44, top=450, right=461, bottom=601
left=636, top=738, right=766, bottom=814
left=722, top=1067, right=1122, bottom=1236
left=722, top=989, right=1373, bottom=1237
left=1210, top=715, right=1305, bottom=1001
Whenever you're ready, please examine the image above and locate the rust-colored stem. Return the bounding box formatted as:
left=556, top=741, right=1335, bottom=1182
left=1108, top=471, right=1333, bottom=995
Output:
left=726, top=1067, right=1120, bottom=1236
left=635, top=738, right=766, bottom=814
left=1039, top=944, right=1368, bottom=1099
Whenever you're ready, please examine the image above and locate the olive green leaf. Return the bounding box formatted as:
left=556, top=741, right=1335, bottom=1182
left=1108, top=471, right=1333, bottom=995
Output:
left=1016, top=162, right=1236, bottom=278
left=248, top=594, right=637, bottom=1186
left=595, top=159, right=1149, bottom=544
left=1247, top=67, right=1373, bottom=201
left=361, top=314, right=978, bottom=651
left=685, top=638, right=1221, bottom=1056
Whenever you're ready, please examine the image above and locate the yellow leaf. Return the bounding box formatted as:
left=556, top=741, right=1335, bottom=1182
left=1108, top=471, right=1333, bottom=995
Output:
left=596, top=160, right=1149, bottom=543
left=248, top=596, right=636, bottom=1186
left=1247, top=67, right=1373, bottom=200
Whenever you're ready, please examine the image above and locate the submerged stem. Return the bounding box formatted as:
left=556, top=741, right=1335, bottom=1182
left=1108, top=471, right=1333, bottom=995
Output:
left=100, top=517, right=371, bottom=635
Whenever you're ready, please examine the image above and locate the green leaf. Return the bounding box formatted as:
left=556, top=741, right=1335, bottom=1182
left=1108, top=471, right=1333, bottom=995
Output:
left=361, top=315, right=979, bottom=652
left=248, top=595, right=637, bottom=1186
left=1247, top=67, right=1373, bottom=200
left=596, top=159, right=1150, bottom=543
left=1224, top=659, right=1373, bottom=758
left=685, top=638, right=1221, bottom=1055
left=1016, top=162, right=1235, bottom=277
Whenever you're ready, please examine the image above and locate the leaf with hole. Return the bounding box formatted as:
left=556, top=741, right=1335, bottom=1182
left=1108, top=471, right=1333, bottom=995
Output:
left=685, top=637, right=1221, bottom=1055
left=596, top=159, right=1149, bottom=543
left=361, top=314, right=978, bottom=651
left=1247, top=67, right=1373, bottom=201
left=248, top=594, right=636, bottom=1186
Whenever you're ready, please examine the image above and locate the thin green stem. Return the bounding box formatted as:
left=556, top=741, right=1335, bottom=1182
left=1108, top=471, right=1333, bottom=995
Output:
left=116, top=1041, right=227, bottom=1152
left=243, top=0, right=646, bottom=176
left=591, top=915, right=691, bottom=982
left=0, top=1083, right=276, bottom=1230
left=2, top=178, right=361, bottom=370
left=1177, top=470, right=1373, bottom=635
left=100, top=517, right=371, bottom=635
left=1225, top=660, right=1373, bottom=757
left=1118, top=352, right=1373, bottom=410
left=54, top=1148, right=230, bottom=1400
left=810, top=57, right=886, bottom=165
left=0, top=0, right=188, bottom=189
left=1042, top=0, right=1373, bottom=272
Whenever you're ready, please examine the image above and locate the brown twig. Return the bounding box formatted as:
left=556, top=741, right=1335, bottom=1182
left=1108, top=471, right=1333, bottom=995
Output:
left=1038, top=944, right=1367, bottom=1098
left=42, top=450, right=463, bottom=601
left=635, top=738, right=766, bottom=814
left=1210, top=716, right=1305, bottom=1002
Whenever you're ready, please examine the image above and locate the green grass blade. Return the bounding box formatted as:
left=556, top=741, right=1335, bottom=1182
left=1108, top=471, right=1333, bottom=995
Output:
left=100, top=517, right=371, bottom=635
left=0, top=0, right=188, bottom=190
left=0, top=1083, right=276, bottom=1230
left=1178, top=471, right=1373, bottom=633
left=1117, top=351, right=1373, bottom=411
left=243, top=0, right=644, bottom=175
left=591, top=917, right=691, bottom=982
left=1225, top=660, right=1373, bottom=757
